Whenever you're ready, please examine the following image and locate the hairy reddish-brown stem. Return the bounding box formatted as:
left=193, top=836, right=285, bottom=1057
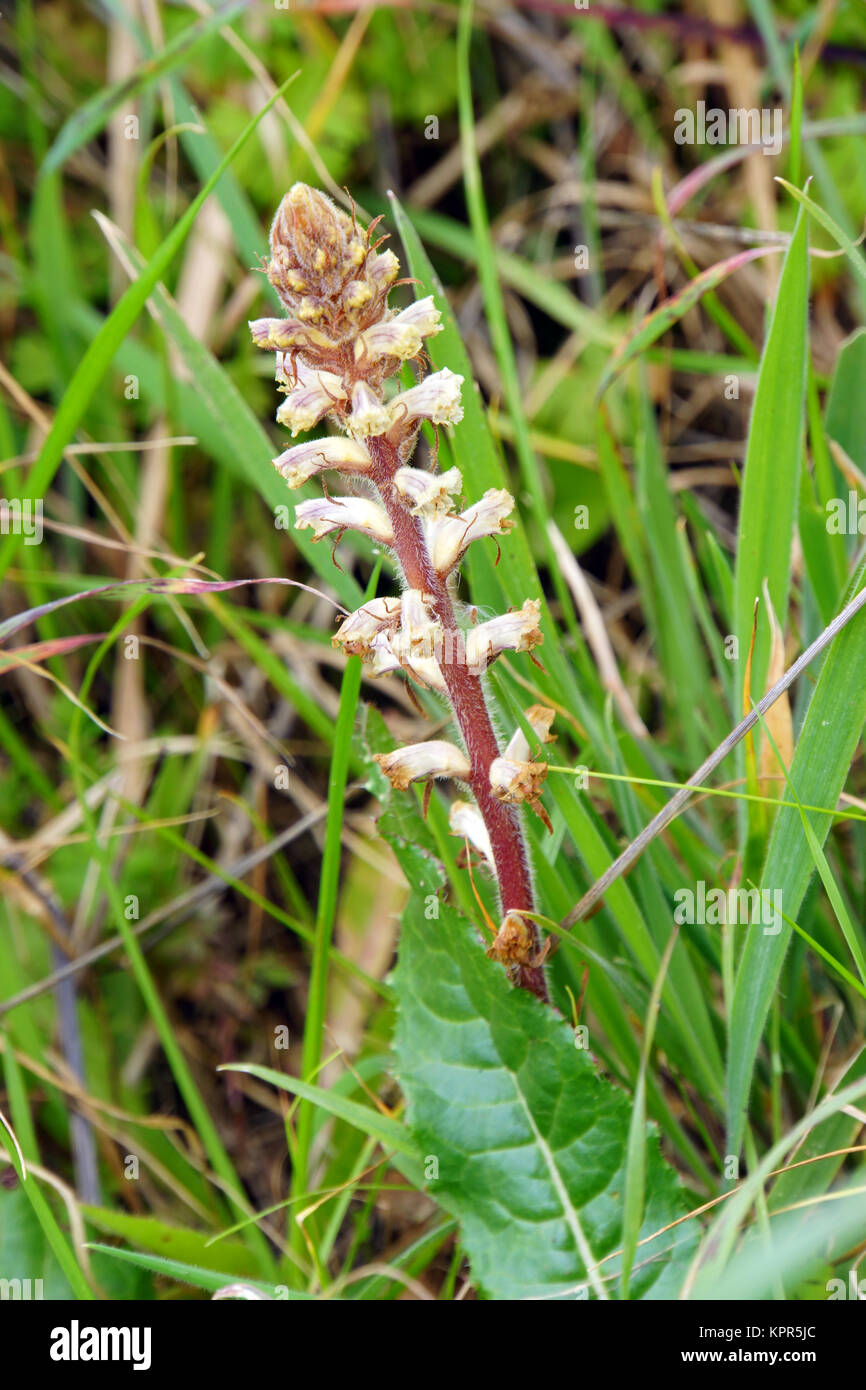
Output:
left=367, top=436, right=548, bottom=1002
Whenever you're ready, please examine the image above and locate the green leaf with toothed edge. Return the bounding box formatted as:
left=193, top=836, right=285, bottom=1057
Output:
left=387, top=831, right=697, bottom=1300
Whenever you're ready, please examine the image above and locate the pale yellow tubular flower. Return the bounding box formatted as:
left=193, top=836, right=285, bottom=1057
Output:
left=393, top=466, right=462, bottom=517
left=275, top=364, right=347, bottom=436
left=373, top=740, right=471, bottom=791
left=294, top=496, right=394, bottom=545
left=354, top=296, right=442, bottom=364
left=332, top=597, right=402, bottom=658
left=391, top=589, right=441, bottom=661
left=387, top=368, right=464, bottom=428
left=347, top=381, right=392, bottom=439
left=448, top=799, right=494, bottom=870
left=426, top=488, right=515, bottom=575
left=503, top=704, right=556, bottom=763
left=368, top=631, right=448, bottom=694
left=464, top=599, right=543, bottom=675
left=273, top=437, right=372, bottom=489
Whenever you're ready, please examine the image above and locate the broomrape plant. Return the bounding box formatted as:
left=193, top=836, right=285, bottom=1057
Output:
left=7, top=11, right=866, bottom=1307
left=250, top=184, right=552, bottom=1000
left=244, top=189, right=713, bottom=1303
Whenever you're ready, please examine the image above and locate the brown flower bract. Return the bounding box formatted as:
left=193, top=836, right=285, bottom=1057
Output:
left=266, top=184, right=395, bottom=343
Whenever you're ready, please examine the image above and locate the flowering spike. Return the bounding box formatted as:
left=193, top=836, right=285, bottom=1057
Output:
left=251, top=186, right=551, bottom=1002
left=267, top=184, right=366, bottom=319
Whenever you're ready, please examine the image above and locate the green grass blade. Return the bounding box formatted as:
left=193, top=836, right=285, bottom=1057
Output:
left=219, top=1064, right=417, bottom=1159
left=776, top=178, right=866, bottom=297
left=289, top=624, right=367, bottom=1263
left=456, top=0, right=590, bottom=669
left=733, top=204, right=809, bottom=714
left=619, top=926, right=679, bottom=1298
left=598, top=249, right=773, bottom=398
left=0, top=1049, right=93, bottom=1299
left=42, top=1, right=247, bottom=175
left=85, top=1244, right=309, bottom=1299
left=728, top=559, right=866, bottom=1154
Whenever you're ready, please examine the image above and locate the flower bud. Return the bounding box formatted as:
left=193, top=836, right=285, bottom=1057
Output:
left=267, top=184, right=365, bottom=316
left=342, top=280, right=374, bottom=311
left=368, top=248, right=400, bottom=292
left=249, top=317, right=332, bottom=352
